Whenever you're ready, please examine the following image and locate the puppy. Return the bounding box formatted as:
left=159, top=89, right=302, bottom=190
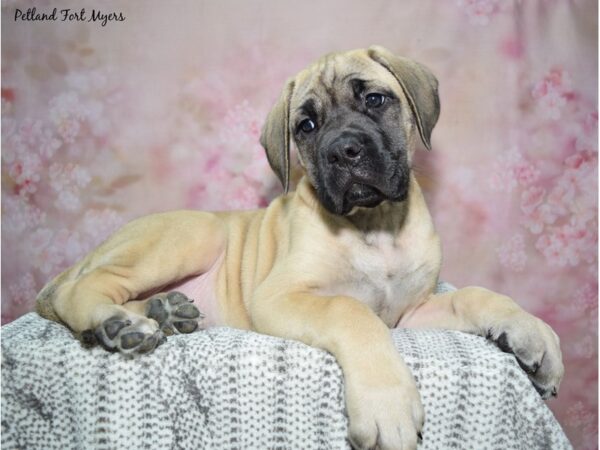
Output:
left=36, top=46, right=564, bottom=450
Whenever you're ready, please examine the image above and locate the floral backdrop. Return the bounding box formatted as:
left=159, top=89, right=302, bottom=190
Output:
left=1, top=0, right=597, bottom=448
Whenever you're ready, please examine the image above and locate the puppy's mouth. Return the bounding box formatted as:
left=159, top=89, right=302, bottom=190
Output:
left=315, top=167, right=410, bottom=216
left=342, top=183, right=384, bottom=214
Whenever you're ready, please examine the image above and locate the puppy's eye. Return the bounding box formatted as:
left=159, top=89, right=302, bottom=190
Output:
left=298, top=118, right=317, bottom=133
left=365, top=93, right=386, bottom=108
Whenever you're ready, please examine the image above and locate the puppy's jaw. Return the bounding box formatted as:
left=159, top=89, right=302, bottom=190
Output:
left=314, top=164, right=411, bottom=216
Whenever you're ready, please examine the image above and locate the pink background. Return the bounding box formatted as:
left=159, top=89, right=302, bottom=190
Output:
left=2, top=1, right=597, bottom=447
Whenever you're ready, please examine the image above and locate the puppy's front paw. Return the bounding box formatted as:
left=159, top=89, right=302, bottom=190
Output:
left=346, top=368, right=424, bottom=450
left=84, top=314, right=165, bottom=355
left=489, top=313, right=564, bottom=399
left=146, top=291, right=205, bottom=336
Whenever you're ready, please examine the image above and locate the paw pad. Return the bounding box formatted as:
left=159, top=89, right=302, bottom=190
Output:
left=146, top=291, right=204, bottom=336
left=89, top=315, right=164, bottom=355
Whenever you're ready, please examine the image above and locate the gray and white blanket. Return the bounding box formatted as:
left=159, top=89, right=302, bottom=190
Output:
left=1, top=309, right=571, bottom=449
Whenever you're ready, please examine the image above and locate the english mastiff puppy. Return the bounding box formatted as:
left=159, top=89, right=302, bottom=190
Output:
left=36, top=46, right=564, bottom=450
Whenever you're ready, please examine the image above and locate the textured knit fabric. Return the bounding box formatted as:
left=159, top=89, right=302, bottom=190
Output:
left=2, top=295, right=571, bottom=449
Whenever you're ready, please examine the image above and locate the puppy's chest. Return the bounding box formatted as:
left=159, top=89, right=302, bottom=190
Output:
left=319, top=231, right=435, bottom=326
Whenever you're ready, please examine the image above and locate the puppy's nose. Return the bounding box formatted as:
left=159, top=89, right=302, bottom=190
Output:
left=327, top=138, right=363, bottom=165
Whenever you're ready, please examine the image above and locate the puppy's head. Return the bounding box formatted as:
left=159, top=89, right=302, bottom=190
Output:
left=261, top=46, right=440, bottom=215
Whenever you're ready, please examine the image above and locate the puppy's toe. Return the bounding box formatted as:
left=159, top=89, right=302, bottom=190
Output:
left=490, top=314, right=564, bottom=399
left=346, top=368, right=423, bottom=450
left=90, top=314, right=164, bottom=355
left=146, top=291, right=205, bottom=335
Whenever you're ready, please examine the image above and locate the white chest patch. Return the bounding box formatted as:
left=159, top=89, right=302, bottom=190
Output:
left=317, top=229, right=439, bottom=327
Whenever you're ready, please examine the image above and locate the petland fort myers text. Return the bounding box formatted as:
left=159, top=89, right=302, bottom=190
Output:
left=14, top=7, right=125, bottom=27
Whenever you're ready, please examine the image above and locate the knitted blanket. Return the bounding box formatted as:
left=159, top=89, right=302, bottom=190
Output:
left=1, top=311, right=571, bottom=449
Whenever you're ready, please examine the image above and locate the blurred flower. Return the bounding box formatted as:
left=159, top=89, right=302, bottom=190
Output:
left=532, top=68, right=573, bottom=120
left=2, top=195, right=46, bottom=234
left=535, top=218, right=596, bottom=267
left=26, top=228, right=64, bottom=275
left=7, top=273, right=37, bottom=308
left=53, top=229, right=86, bottom=263
left=66, top=69, right=109, bottom=93
left=49, top=92, right=85, bottom=143
left=520, top=186, right=545, bottom=215
left=7, top=152, right=42, bottom=194
left=568, top=283, right=598, bottom=317
left=224, top=183, right=264, bottom=210
left=457, top=0, right=503, bottom=25
left=496, top=234, right=527, bottom=272
left=81, top=209, right=125, bottom=249
left=567, top=402, right=596, bottom=434
left=38, top=128, right=62, bottom=159
left=522, top=203, right=557, bottom=234
left=48, top=163, right=92, bottom=211
left=489, top=148, right=539, bottom=192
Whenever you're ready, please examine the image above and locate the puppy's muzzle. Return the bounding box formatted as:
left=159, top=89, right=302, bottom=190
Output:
left=325, top=134, right=363, bottom=166
left=327, top=134, right=385, bottom=210
left=316, top=130, right=392, bottom=214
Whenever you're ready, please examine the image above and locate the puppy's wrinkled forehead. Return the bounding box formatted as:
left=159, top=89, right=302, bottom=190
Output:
left=291, top=51, right=403, bottom=115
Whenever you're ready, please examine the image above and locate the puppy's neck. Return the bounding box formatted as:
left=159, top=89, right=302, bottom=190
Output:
left=345, top=199, right=409, bottom=234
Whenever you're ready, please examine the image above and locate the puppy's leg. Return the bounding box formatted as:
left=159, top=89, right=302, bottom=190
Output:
left=36, top=211, right=225, bottom=354
left=251, top=290, right=423, bottom=450
left=400, top=287, right=564, bottom=399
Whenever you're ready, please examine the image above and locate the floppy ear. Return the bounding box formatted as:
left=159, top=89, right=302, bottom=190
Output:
left=368, top=45, right=440, bottom=150
left=260, top=79, right=295, bottom=192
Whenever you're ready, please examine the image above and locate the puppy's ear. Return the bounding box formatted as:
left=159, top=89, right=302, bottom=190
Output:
left=260, top=79, right=295, bottom=192
left=368, top=45, right=440, bottom=150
